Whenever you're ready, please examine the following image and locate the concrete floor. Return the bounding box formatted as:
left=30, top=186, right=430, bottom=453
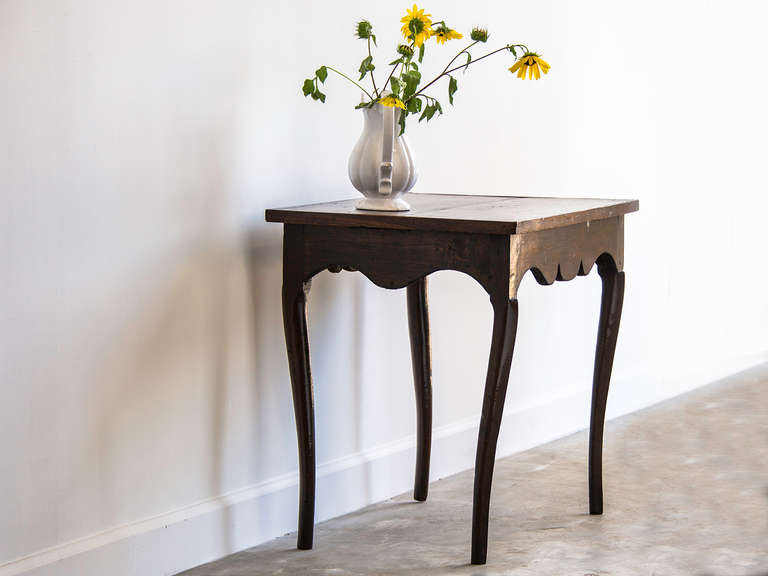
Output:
left=180, top=364, right=768, bottom=576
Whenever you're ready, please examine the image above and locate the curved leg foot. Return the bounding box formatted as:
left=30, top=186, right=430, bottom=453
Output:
left=407, top=277, right=432, bottom=502
left=589, top=257, right=625, bottom=515
left=282, top=227, right=316, bottom=550
left=471, top=298, right=519, bottom=565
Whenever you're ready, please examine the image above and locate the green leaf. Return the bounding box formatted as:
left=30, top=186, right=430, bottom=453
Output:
left=389, top=57, right=404, bottom=66
left=406, top=97, right=422, bottom=114
left=419, top=99, right=443, bottom=122
left=463, top=52, right=472, bottom=72
left=418, top=43, right=425, bottom=63
left=371, top=34, right=377, bottom=46
left=390, top=77, right=401, bottom=96
left=410, top=61, right=419, bottom=71
left=315, top=66, right=328, bottom=83
left=402, top=69, right=421, bottom=98
left=398, top=110, right=407, bottom=135
left=509, top=45, right=517, bottom=57
left=302, top=78, right=315, bottom=97
left=448, top=76, right=458, bottom=105
left=310, top=91, right=319, bottom=101
left=358, top=55, right=374, bottom=80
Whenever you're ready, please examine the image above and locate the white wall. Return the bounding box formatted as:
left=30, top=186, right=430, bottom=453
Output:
left=2, top=1, right=767, bottom=574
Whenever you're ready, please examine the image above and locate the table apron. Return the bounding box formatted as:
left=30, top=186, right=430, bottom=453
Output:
left=286, top=215, right=623, bottom=299
left=294, top=224, right=511, bottom=296
left=509, top=216, right=624, bottom=298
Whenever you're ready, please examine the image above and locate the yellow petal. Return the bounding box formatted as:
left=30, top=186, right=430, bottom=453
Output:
left=534, top=63, right=541, bottom=79
left=538, top=58, right=551, bottom=71
left=509, top=60, right=522, bottom=73
left=518, top=65, right=526, bottom=79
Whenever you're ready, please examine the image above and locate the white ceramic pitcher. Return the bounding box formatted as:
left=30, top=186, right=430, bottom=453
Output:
left=348, top=102, right=418, bottom=211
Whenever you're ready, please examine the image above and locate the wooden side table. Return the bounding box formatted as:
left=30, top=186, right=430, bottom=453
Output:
left=265, top=194, right=639, bottom=565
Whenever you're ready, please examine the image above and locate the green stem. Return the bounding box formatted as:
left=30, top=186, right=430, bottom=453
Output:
left=326, top=66, right=374, bottom=101
left=444, top=43, right=527, bottom=75
left=384, top=62, right=402, bottom=95
left=408, top=43, right=527, bottom=102
left=407, top=40, right=477, bottom=101
left=367, top=38, right=380, bottom=98
left=381, top=40, right=415, bottom=99
left=444, top=40, right=480, bottom=74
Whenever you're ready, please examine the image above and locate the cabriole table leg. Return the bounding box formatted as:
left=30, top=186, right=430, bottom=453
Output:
left=407, top=276, right=432, bottom=502
left=471, top=296, right=519, bottom=565
left=282, top=226, right=316, bottom=550
left=589, top=255, right=625, bottom=515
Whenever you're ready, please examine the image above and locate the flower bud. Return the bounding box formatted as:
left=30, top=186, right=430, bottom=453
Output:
left=397, top=44, right=415, bottom=58
left=356, top=20, right=373, bottom=40
left=470, top=27, right=489, bottom=42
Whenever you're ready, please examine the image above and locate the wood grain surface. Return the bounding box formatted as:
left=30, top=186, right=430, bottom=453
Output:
left=265, top=193, right=639, bottom=234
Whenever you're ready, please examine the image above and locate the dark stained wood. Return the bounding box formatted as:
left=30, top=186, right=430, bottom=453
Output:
left=472, top=296, right=519, bottom=565
left=300, top=225, right=510, bottom=294
left=407, top=277, right=432, bottom=502
left=281, top=225, right=316, bottom=550
left=509, top=216, right=624, bottom=298
left=271, top=194, right=635, bottom=565
left=589, top=255, right=625, bottom=515
left=278, top=223, right=509, bottom=555
left=265, top=193, right=639, bottom=235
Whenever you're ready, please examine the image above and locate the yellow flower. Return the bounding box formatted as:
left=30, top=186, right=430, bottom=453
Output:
left=431, top=25, right=463, bottom=45
left=380, top=95, right=406, bottom=109
left=400, top=4, right=432, bottom=47
left=508, top=51, right=550, bottom=80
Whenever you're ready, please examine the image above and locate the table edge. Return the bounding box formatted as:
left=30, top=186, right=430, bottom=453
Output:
left=265, top=197, right=639, bottom=235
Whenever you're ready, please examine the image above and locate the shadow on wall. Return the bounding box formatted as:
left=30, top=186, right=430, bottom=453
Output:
left=81, top=120, right=227, bottom=530
left=82, top=121, right=302, bottom=556
left=74, top=104, right=372, bottom=557
left=92, top=226, right=298, bottom=555
left=90, top=224, right=251, bottom=553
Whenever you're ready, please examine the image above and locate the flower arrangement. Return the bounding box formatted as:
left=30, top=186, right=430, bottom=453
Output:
left=301, top=4, right=550, bottom=134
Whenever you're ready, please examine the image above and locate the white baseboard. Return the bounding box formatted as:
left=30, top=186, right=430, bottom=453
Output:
left=3, top=351, right=767, bottom=576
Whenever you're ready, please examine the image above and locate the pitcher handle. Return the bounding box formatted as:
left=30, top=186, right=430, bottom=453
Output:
left=378, top=105, right=395, bottom=197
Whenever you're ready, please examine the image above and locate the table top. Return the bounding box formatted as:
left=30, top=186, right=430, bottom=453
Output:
left=265, top=194, right=639, bottom=235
